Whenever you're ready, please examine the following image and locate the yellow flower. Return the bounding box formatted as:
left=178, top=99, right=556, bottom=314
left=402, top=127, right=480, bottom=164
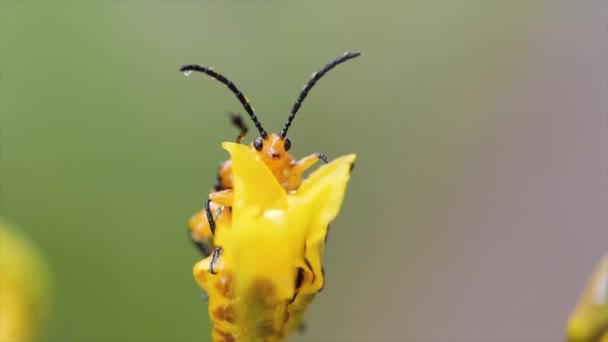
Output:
left=566, top=255, right=608, bottom=342
left=0, top=220, right=51, bottom=342
left=193, top=142, right=355, bottom=342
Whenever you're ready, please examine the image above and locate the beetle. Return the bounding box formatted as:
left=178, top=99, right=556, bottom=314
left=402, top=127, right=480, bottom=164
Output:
left=182, top=51, right=361, bottom=272
left=192, top=142, right=357, bottom=341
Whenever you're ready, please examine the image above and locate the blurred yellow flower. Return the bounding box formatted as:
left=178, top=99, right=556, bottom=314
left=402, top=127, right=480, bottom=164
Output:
left=566, top=254, right=608, bottom=342
left=0, top=220, right=51, bottom=342
left=193, top=142, right=355, bottom=341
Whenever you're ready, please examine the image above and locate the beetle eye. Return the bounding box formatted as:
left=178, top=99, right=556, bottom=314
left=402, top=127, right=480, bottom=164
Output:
left=254, top=137, right=264, bottom=151
left=283, top=138, right=292, bottom=151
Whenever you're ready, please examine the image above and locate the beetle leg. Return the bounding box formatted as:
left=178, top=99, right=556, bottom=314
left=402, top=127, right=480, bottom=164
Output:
left=316, top=153, right=329, bottom=164
left=190, top=229, right=212, bottom=257
left=292, top=153, right=330, bottom=175
left=209, top=247, right=223, bottom=275
left=205, top=190, right=234, bottom=236
left=208, top=189, right=234, bottom=207
left=205, top=198, right=216, bottom=236
left=227, top=112, right=248, bottom=143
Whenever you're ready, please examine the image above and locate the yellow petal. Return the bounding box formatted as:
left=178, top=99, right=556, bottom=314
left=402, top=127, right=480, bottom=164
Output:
left=0, top=220, right=51, bottom=342
left=567, top=255, right=608, bottom=342
left=222, top=142, right=287, bottom=211
left=289, top=154, right=356, bottom=292
left=291, top=153, right=356, bottom=225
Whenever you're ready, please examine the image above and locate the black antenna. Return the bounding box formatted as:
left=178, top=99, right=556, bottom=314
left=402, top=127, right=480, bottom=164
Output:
left=280, top=51, right=361, bottom=138
left=180, top=65, right=267, bottom=138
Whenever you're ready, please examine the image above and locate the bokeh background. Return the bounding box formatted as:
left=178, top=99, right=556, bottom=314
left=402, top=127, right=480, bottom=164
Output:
left=1, top=2, right=606, bottom=341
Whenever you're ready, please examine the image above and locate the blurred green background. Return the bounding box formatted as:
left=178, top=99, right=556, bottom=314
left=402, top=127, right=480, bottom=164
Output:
left=1, top=2, right=606, bottom=341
